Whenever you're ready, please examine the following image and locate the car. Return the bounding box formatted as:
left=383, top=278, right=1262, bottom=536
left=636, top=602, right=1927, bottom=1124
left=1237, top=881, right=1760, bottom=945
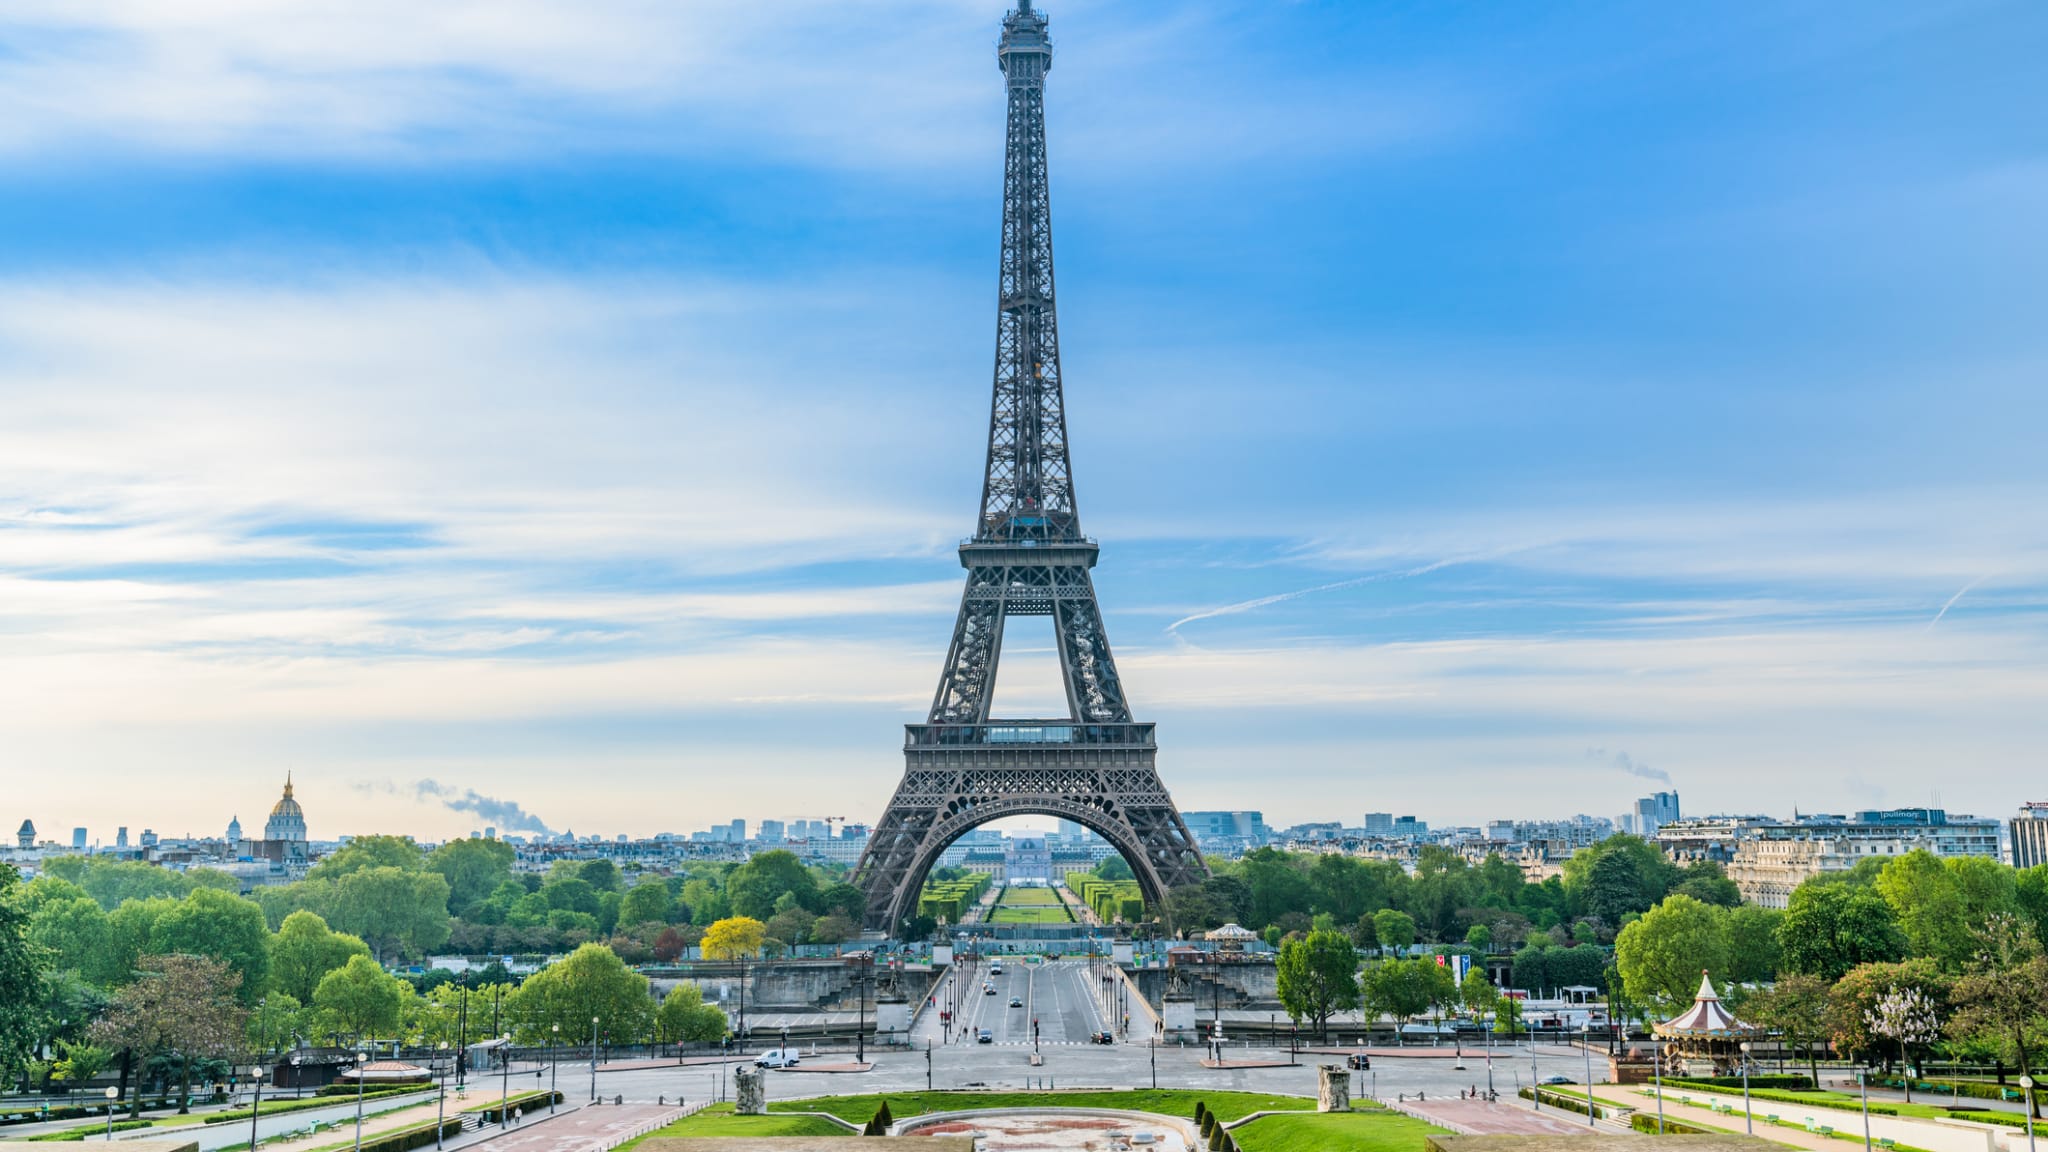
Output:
left=984, top=983, right=997, bottom=995
left=1346, top=1054, right=1372, bottom=1070
left=990, top=963, right=1004, bottom=975
left=1009, top=996, right=1023, bottom=1008
left=1090, top=1030, right=1115, bottom=1044
left=977, top=1029, right=994, bottom=1044
left=753, top=1048, right=801, bottom=1069
left=1540, top=1075, right=1575, bottom=1086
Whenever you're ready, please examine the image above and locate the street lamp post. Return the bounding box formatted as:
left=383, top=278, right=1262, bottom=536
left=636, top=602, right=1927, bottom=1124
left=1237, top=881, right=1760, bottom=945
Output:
left=2015, top=1074, right=2031, bottom=1152
left=104, top=1086, right=118, bottom=1142
left=498, top=1033, right=511, bottom=1129
left=247, top=1064, right=265, bottom=1152
left=434, top=1043, right=448, bottom=1151
left=1150, top=1037, right=1157, bottom=1090
left=1740, top=1041, right=1754, bottom=1135
left=857, top=956, right=867, bottom=1065
left=549, top=1024, right=559, bottom=1113
left=1584, top=1027, right=1595, bottom=1127
left=353, top=1050, right=368, bottom=1152
left=1860, top=1066, right=1873, bottom=1152
left=590, top=1017, right=600, bottom=1103
left=1653, top=1051, right=1664, bottom=1134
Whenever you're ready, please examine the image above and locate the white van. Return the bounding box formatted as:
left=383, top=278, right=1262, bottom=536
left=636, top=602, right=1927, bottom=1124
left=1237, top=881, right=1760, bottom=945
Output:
left=753, top=1048, right=801, bottom=1069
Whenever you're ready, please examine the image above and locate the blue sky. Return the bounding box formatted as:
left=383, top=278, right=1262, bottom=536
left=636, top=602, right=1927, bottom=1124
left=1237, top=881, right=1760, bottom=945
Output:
left=1, top=0, right=2043, bottom=843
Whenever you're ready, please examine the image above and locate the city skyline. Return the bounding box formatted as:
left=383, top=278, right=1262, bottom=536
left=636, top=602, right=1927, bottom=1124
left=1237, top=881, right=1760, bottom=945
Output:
left=4, top=0, right=2046, bottom=838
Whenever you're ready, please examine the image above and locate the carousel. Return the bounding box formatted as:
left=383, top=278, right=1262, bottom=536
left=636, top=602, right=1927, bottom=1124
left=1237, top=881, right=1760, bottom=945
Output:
left=1653, top=970, right=1759, bottom=1077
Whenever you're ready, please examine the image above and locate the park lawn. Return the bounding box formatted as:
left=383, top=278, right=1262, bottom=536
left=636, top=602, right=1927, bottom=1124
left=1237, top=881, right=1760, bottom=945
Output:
left=769, top=1088, right=1313, bottom=1125
left=988, top=906, right=1072, bottom=923
left=999, top=886, right=1064, bottom=904
left=1232, top=1107, right=1446, bottom=1152
left=617, top=1103, right=847, bottom=1147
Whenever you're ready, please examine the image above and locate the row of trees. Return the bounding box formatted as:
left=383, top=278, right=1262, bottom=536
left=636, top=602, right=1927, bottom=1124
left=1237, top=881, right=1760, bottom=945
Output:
left=1275, top=928, right=1513, bottom=1041
left=1166, top=836, right=1739, bottom=948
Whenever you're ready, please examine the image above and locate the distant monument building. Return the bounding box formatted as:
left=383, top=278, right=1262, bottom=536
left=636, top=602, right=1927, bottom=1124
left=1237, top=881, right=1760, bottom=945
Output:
left=246, top=774, right=311, bottom=869
left=265, top=775, right=308, bottom=842
left=226, top=816, right=242, bottom=844
left=15, top=820, right=33, bottom=849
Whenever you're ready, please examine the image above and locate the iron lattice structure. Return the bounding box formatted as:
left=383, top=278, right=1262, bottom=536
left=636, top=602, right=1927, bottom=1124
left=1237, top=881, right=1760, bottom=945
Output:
left=854, top=0, right=1207, bottom=934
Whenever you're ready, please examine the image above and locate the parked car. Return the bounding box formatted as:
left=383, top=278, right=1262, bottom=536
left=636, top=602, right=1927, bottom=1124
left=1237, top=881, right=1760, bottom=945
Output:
left=1540, top=1075, right=1574, bottom=1086
left=754, top=1048, right=801, bottom=1069
left=977, top=1029, right=994, bottom=1044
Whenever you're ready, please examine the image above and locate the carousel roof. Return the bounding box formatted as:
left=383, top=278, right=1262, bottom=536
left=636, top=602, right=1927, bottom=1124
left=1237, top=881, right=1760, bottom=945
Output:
left=1206, top=923, right=1257, bottom=941
left=1654, top=970, right=1756, bottom=1038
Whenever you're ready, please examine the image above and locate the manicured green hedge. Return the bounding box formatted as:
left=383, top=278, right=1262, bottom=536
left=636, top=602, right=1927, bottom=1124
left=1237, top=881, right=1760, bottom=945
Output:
left=1669, top=1075, right=1813, bottom=1091
left=1632, top=1113, right=1714, bottom=1135
left=355, top=1117, right=462, bottom=1152
left=467, top=1090, right=562, bottom=1123
left=24, top=1120, right=155, bottom=1141
left=204, top=1086, right=422, bottom=1122
left=1876, top=1077, right=2033, bottom=1104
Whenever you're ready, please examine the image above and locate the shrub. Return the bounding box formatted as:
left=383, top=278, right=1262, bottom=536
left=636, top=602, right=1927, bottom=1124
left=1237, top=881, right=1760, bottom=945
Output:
left=1668, top=1075, right=1813, bottom=1091
left=26, top=1120, right=155, bottom=1142
left=1631, top=1113, right=1713, bottom=1135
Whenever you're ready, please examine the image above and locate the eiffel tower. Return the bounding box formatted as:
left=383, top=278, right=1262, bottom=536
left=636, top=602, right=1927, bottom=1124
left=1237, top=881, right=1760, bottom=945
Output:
left=853, top=0, right=1207, bottom=934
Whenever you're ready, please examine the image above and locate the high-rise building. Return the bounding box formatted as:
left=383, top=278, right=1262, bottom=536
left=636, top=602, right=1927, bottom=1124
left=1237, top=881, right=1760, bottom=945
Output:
left=1392, top=816, right=1429, bottom=838
left=115, top=826, right=129, bottom=849
left=758, top=820, right=786, bottom=843
left=140, top=829, right=158, bottom=848
left=1632, top=792, right=1681, bottom=836
left=72, top=828, right=87, bottom=850
left=1364, top=813, right=1394, bottom=834
left=728, top=819, right=746, bottom=843
left=2013, top=803, right=2048, bottom=869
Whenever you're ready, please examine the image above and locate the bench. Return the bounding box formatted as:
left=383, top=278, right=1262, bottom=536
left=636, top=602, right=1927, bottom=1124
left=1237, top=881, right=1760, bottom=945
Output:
left=1879, top=1138, right=1896, bottom=1149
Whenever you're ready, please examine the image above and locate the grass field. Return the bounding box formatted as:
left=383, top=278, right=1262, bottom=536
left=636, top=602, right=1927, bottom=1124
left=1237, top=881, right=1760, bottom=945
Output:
left=987, top=884, right=1075, bottom=924
left=617, top=1103, right=848, bottom=1147
left=768, top=1088, right=1314, bottom=1125
left=1232, top=1107, right=1446, bottom=1152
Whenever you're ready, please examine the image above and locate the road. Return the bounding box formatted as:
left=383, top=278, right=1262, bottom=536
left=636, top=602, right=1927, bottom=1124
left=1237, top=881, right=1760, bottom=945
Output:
left=939, top=959, right=1106, bottom=1047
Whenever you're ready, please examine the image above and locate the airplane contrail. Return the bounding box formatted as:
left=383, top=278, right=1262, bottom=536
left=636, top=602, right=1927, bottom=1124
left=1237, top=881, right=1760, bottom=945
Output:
left=1927, top=575, right=1986, bottom=630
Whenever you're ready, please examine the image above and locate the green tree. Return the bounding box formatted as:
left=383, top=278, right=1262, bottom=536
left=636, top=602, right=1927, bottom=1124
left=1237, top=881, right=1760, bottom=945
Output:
left=1826, top=959, right=1950, bottom=1065
left=308, top=835, right=426, bottom=880
left=1876, top=851, right=1973, bottom=968
left=1276, top=928, right=1360, bottom=1041
left=505, top=943, right=655, bottom=1044
left=28, top=895, right=120, bottom=987
left=1563, top=835, right=1678, bottom=925
left=1779, top=882, right=1907, bottom=981
left=246, top=993, right=304, bottom=1055
left=329, top=867, right=452, bottom=962
left=619, top=880, right=673, bottom=927
left=1615, top=894, right=1728, bottom=1010
left=93, top=954, right=247, bottom=1118
left=1403, top=847, right=1480, bottom=942
left=1719, top=904, right=1786, bottom=984
left=0, top=866, right=47, bottom=1085
left=1461, top=969, right=1502, bottom=1024
left=724, top=851, right=819, bottom=921
left=104, top=896, right=178, bottom=987
left=148, top=888, right=272, bottom=1003
left=653, top=983, right=729, bottom=1044
left=312, top=954, right=409, bottom=1039
left=425, top=838, right=515, bottom=917
left=270, top=911, right=372, bottom=1003
left=1946, top=915, right=2048, bottom=1117
left=1670, top=861, right=1743, bottom=908
left=1372, top=909, right=1417, bottom=957
left=1745, top=972, right=1833, bottom=1084
left=1360, top=956, right=1457, bottom=1038
left=544, top=878, right=601, bottom=916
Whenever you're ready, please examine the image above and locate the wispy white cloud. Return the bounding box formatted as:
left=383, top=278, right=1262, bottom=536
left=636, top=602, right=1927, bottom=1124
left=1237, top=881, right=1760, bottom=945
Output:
left=0, top=0, right=1470, bottom=169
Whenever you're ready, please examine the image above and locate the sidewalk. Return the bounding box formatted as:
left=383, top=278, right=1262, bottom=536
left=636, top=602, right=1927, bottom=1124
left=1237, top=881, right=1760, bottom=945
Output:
left=1592, top=1084, right=2015, bottom=1152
